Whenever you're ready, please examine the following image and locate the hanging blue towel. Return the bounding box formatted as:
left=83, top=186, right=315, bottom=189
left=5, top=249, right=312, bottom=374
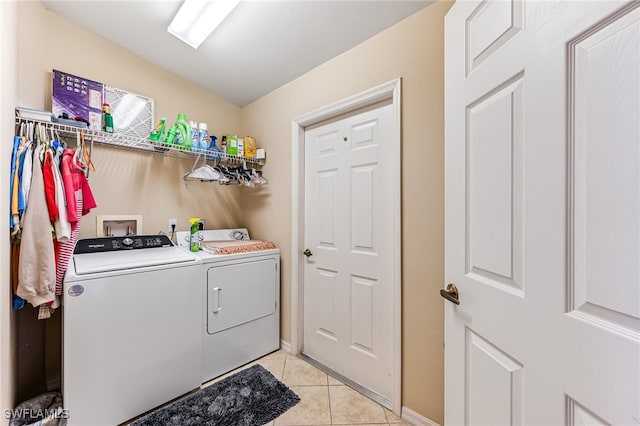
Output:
left=17, top=143, right=29, bottom=216
left=9, top=135, right=21, bottom=230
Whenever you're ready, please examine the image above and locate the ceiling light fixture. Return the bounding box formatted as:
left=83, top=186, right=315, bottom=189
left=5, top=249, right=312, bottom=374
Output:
left=168, top=0, right=241, bottom=49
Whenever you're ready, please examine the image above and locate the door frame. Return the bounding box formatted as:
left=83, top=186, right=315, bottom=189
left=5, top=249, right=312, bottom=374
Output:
left=290, top=78, right=402, bottom=414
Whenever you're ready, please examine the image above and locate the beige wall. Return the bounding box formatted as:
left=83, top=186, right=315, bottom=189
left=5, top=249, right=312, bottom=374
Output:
left=240, top=2, right=452, bottom=422
left=5, top=0, right=452, bottom=423
left=1, top=0, right=18, bottom=419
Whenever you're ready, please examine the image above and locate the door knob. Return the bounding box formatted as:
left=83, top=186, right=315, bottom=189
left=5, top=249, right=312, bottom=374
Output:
left=440, top=283, right=460, bottom=305
left=303, top=249, right=313, bottom=257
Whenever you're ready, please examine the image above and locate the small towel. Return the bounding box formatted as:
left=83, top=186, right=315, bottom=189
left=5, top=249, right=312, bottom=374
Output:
left=201, top=239, right=277, bottom=255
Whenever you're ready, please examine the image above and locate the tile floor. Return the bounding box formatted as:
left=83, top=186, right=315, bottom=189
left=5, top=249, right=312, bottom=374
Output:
left=203, top=349, right=411, bottom=426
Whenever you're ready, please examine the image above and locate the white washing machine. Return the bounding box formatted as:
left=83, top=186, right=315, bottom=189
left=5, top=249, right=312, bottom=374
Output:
left=176, top=228, right=280, bottom=383
left=63, top=235, right=202, bottom=426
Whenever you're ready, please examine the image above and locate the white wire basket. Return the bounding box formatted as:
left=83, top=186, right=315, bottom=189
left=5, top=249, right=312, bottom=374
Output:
left=104, top=85, right=154, bottom=140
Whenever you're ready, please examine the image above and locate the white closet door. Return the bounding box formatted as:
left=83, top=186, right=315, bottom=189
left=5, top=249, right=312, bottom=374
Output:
left=303, top=101, right=395, bottom=404
left=445, top=1, right=640, bottom=424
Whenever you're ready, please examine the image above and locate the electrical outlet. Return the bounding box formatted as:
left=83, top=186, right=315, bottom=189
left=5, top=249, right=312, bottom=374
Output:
left=198, top=218, right=205, bottom=229
left=168, top=218, right=177, bottom=232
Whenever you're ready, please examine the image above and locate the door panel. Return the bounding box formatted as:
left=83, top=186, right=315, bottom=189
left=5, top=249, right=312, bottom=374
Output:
left=318, top=170, right=338, bottom=248
left=446, top=1, right=640, bottom=425
left=317, top=129, right=340, bottom=155
left=351, top=118, right=378, bottom=148
left=304, top=101, right=394, bottom=404
left=570, top=6, right=640, bottom=331
left=466, top=329, right=523, bottom=426
left=566, top=397, right=610, bottom=426
left=351, top=165, right=375, bottom=252
left=350, top=274, right=376, bottom=356
left=466, top=0, right=523, bottom=75
left=467, top=75, right=524, bottom=293
left=312, top=267, right=339, bottom=341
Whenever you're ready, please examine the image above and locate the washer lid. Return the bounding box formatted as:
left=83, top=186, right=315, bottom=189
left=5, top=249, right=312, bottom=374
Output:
left=73, top=246, right=197, bottom=275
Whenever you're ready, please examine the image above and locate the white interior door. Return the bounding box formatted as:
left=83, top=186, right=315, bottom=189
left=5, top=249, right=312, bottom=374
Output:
left=445, top=1, right=640, bottom=425
left=303, top=101, right=395, bottom=405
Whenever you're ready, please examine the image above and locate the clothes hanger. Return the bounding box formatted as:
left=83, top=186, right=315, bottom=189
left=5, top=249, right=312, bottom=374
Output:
left=214, top=165, right=236, bottom=185
left=80, top=131, right=95, bottom=173
left=17, top=122, right=28, bottom=149
left=255, top=169, right=267, bottom=184
left=23, top=122, right=33, bottom=146
left=73, top=131, right=86, bottom=169
left=201, top=161, right=227, bottom=182
left=52, top=129, right=64, bottom=152
left=36, top=123, right=48, bottom=162
left=47, top=126, right=60, bottom=151
left=183, top=153, right=226, bottom=183
left=183, top=153, right=204, bottom=180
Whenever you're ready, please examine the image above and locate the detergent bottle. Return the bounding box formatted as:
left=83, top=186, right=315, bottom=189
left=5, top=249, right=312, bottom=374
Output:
left=175, top=113, right=192, bottom=150
left=190, top=120, right=199, bottom=151
left=198, top=123, right=209, bottom=150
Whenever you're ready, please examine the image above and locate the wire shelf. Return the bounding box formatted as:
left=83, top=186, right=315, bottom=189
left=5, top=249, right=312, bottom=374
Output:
left=14, top=115, right=265, bottom=166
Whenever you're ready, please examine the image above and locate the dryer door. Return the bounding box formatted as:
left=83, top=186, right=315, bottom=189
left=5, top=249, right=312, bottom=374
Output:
left=207, top=258, right=277, bottom=334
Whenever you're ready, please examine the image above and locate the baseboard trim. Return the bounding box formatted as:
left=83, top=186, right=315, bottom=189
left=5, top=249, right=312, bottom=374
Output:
left=401, top=406, right=441, bottom=426
left=280, top=339, right=292, bottom=354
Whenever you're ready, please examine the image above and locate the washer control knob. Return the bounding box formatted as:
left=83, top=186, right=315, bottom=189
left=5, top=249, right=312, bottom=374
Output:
left=122, top=237, right=134, bottom=246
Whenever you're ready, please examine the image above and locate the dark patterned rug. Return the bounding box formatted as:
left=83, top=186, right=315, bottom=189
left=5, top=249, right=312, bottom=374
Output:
left=131, top=364, right=300, bottom=426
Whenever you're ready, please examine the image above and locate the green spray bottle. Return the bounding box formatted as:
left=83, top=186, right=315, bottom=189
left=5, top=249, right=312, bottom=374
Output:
left=102, top=103, right=114, bottom=133
left=149, top=117, right=167, bottom=142
left=165, top=124, right=178, bottom=146
left=189, top=217, right=200, bottom=252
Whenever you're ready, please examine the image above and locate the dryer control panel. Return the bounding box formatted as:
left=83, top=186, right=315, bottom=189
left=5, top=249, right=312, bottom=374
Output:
left=74, top=235, right=174, bottom=254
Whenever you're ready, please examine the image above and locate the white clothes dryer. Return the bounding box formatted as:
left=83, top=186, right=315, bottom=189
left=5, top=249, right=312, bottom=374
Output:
left=176, top=228, right=280, bottom=383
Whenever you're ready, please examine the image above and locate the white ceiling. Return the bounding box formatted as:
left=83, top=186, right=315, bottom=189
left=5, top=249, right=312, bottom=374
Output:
left=41, top=1, right=433, bottom=107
